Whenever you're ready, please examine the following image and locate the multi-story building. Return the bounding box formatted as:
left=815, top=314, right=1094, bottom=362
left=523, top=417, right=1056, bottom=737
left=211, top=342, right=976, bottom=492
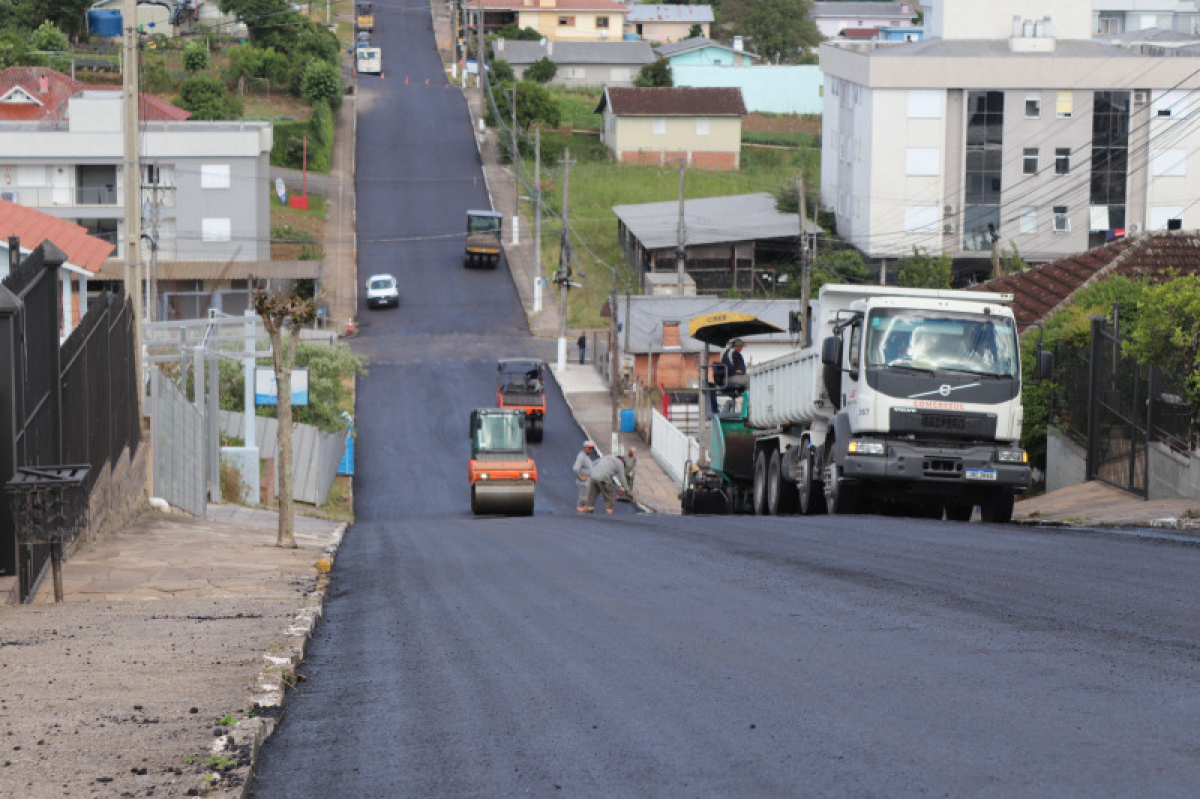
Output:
left=1093, top=1, right=1200, bottom=36
left=819, top=0, right=1200, bottom=266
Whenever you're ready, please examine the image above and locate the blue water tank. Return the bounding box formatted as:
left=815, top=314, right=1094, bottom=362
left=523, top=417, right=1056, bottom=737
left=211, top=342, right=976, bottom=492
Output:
left=88, top=9, right=123, bottom=38
left=620, top=408, right=636, bottom=433
left=623, top=33, right=638, bottom=41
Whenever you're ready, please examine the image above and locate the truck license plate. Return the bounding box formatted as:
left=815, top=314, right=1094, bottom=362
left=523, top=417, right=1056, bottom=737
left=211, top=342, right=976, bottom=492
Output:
left=965, top=469, right=997, bottom=481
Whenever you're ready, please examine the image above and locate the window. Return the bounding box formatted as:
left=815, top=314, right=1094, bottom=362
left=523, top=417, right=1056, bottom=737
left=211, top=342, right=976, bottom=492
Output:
left=596, top=16, right=608, bottom=28
left=1056, top=91, right=1073, bottom=118
left=1055, top=147, right=1071, bottom=175
left=1023, top=148, right=1039, bottom=175
left=848, top=323, right=861, bottom=370
left=1152, top=149, right=1187, bottom=176
left=907, top=90, right=942, bottom=118
left=200, top=164, right=230, bottom=189
left=905, top=147, right=939, bottom=176
left=1151, top=206, right=1185, bottom=230
left=1052, top=206, right=1070, bottom=233
left=201, top=217, right=232, bottom=242
left=1025, top=93, right=1041, bottom=118
left=652, top=117, right=665, bottom=136
left=558, top=15, right=575, bottom=26
left=1020, top=206, right=1038, bottom=234
left=904, top=206, right=939, bottom=233
left=695, top=117, right=710, bottom=136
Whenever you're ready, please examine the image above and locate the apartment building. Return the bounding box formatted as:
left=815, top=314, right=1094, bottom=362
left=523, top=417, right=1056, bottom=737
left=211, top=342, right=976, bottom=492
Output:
left=1093, top=1, right=1200, bottom=36
left=0, top=68, right=271, bottom=268
left=819, top=0, right=1200, bottom=263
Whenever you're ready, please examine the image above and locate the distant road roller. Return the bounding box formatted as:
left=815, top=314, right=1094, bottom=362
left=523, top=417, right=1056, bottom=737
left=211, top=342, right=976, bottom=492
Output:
left=468, top=408, right=537, bottom=516
left=496, top=358, right=546, bottom=442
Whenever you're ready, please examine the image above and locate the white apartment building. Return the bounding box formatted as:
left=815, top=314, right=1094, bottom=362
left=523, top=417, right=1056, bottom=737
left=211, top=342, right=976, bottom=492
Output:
left=1094, top=1, right=1200, bottom=35
left=819, top=0, right=1200, bottom=264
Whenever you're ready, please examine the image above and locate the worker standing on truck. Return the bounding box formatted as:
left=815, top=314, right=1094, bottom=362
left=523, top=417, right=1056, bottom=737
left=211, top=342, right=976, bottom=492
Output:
left=584, top=453, right=630, bottom=514
left=573, top=440, right=598, bottom=512
left=710, top=338, right=747, bottom=413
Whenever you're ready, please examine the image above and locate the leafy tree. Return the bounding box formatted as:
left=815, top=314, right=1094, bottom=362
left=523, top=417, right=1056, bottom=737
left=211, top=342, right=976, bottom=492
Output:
left=252, top=285, right=318, bottom=548
left=216, top=0, right=293, bottom=42
left=31, top=21, right=67, bottom=53
left=726, top=0, right=821, bottom=63
left=300, top=58, right=342, bottom=110
left=813, top=247, right=872, bottom=290
left=488, top=59, right=514, bottom=84
left=688, top=24, right=704, bottom=38
left=495, top=80, right=561, bottom=128
left=896, top=247, right=952, bottom=289
left=5, top=0, right=91, bottom=37
left=175, top=75, right=243, bottom=120
left=525, top=56, right=556, bottom=84
left=1126, top=274, right=1200, bottom=412
left=0, top=29, right=33, bottom=69
left=634, top=58, right=672, bottom=88
left=293, top=21, right=340, bottom=64
left=182, top=42, right=209, bottom=73
left=496, top=24, right=543, bottom=40
left=224, top=43, right=263, bottom=83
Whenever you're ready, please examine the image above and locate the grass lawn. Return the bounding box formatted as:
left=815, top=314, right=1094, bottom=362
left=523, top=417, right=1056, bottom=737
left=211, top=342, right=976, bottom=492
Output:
left=271, top=192, right=327, bottom=260
left=516, top=131, right=817, bottom=330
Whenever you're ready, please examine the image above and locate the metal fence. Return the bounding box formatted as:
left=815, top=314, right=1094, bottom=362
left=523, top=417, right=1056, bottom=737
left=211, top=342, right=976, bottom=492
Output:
left=218, top=410, right=347, bottom=506
left=0, top=243, right=140, bottom=601
left=150, top=368, right=207, bottom=518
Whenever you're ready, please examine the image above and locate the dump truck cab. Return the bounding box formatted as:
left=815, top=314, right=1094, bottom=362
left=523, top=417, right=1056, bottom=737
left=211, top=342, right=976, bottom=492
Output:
left=356, top=2, right=374, bottom=31
left=468, top=408, right=537, bottom=516
left=465, top=210, right=503, bottom=268
left=496, top=358, right=546, bottom=442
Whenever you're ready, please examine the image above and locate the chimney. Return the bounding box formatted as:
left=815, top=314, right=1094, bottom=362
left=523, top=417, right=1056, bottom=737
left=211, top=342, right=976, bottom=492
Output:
left=38, top=75, right=49, bottom=95
left=733, top=35, right=744, bottom=51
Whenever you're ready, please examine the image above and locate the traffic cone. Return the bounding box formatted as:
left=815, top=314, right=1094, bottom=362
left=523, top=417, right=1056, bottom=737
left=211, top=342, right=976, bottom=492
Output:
left=346, top=318, right=356, bottom=336
left=380, top=71, right=385, bottom=81
left=405, top=75, right=409, bottom=84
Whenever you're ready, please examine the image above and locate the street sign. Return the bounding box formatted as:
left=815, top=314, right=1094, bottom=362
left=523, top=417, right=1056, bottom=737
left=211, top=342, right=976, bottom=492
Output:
left=255, top=367, right=309, bottom=406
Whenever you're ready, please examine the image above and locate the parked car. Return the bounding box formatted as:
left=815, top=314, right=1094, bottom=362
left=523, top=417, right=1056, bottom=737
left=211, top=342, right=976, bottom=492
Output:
left=366, top=273, right=399, bottom=309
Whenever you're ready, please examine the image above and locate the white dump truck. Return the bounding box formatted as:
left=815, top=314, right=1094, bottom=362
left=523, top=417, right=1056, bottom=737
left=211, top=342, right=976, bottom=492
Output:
left=681, top=284, right=1050, bottom=523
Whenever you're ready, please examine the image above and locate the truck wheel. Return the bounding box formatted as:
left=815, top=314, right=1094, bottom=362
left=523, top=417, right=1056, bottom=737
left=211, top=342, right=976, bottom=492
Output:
left=797, top=444, right=825, bottom=516
left=945, top=503, right=973, bottom=522
left=753, top=451, right=770, bottom=515
left=768, top=450, right=798, bottom=515
left=825, top=466, right=860, bottom=515
left=527, top=417, right=543, bottom=443
left=980, top=492, right=1014, bottom=524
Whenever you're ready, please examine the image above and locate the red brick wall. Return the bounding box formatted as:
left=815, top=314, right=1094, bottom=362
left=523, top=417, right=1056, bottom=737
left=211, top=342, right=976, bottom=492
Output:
left=616, top=150, right=738, bottom=172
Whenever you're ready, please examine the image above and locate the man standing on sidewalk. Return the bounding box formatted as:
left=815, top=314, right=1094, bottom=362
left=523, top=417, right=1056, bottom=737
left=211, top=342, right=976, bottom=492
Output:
left=573, top=440, right=598, bottom=511
left=577, top=333, right=587, bottom=365
left=584, top=453, right=630, bottom=514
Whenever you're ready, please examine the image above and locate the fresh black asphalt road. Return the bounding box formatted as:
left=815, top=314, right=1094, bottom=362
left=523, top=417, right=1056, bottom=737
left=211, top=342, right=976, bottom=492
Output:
left=251, top=3, right=1200, bottom=795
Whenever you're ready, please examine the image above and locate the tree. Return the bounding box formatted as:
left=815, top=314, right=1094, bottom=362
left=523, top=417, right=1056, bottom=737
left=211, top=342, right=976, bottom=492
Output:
left=896, top=247, right=952, bottom=289
left=496, top=23, right=542, bottom=40
left=31, top=21, right=67, bottom=53
left=1126, top=274, right=1200, bottom=414
left=182, top=42, right=209, bottom=73
left=634, top=57, right=672, bottom=88
left=175, top=75, right=243, bottom=120
left=488, top=59, right=514, bottom=85
left=688, top=24, right=704, bottom=39
left=141, top=54, right=176, bottom=93
left=300, top=59, right=342, bottom=109
left=496, top=80, right=561, bottom=128
left=252, top=285, right=318, bottom=548
left=728, top=0, right=821, bottom=64
left=217, top=0, right=293, bottom=42
left=525, top=56, right=557, bottom=84
left=0, top=30, right=33, bottom=69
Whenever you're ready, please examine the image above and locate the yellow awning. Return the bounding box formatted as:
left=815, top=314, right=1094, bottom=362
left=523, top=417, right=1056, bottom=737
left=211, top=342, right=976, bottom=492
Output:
left=688, top=312, right=784, bottom=347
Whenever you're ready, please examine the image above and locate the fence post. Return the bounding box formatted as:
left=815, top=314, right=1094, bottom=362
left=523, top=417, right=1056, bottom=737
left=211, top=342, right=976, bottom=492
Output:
left=0, top=283, right=21, bottom=584
left=1086, top=315, right=1104, bottom=481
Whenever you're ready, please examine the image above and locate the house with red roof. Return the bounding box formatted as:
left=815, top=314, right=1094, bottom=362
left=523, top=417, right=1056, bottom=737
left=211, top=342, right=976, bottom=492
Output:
left=0, top=67, right=279, bottom=320
left=0, top=198, right=116, bottom=338
left=596, top=86, right=748, bottom=170
left=970, top=231, right=1200, bottom=331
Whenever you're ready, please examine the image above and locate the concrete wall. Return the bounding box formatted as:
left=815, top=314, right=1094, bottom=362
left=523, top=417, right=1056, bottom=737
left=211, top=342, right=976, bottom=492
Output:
left=1047, top=426, right=1200, bottom=501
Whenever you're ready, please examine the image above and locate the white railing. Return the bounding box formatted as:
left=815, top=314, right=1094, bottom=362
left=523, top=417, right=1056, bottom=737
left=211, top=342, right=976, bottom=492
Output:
left=651, top=408, right=699, bottom=488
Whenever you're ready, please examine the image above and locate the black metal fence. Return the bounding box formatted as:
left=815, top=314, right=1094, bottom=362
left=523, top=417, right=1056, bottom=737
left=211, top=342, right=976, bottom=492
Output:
left=0, top=243, right=141, bottom=601
left=1052, top=314, right=1195, bottom=497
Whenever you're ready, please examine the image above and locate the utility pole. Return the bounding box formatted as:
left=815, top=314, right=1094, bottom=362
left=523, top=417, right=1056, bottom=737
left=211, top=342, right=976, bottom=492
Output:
left=511, top=84, right=519, bottom=245
left=122, top=0, right=142, bottom=334
left=533, top=127, right=543, bottom=312
left=476, top=0, right=484, bottom=89
left=797, top=174, right=810, bottom=346
left=555, top=149, right=574, bottom=372
left=149, top=159, right=160, bottom=322
left=609, top=271, right=619, bottom=456
left=675, top=163, right=686, bottom=295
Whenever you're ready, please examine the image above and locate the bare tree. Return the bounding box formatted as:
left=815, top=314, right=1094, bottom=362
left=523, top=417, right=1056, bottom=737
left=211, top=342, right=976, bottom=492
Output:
left=252, top=285, right=318, bottom=548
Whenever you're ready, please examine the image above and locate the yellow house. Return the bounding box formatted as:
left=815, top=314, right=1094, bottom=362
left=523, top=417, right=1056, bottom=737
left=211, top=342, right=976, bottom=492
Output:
left=596, top=87, right=747, bottom=171
left=473, top=0, right=629, bottom=42
left=624, top=4, right=713, bottom=43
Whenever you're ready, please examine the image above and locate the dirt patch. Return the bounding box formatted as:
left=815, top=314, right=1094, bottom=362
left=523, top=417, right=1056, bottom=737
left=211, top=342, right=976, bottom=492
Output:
left=742, top=113, right=821, bottom=135
left=271, top=200, right=325, bottom=261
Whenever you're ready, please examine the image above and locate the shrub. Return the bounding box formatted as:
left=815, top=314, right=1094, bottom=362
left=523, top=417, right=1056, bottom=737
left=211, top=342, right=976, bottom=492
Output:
left=525, top=57, right=557, bottom=84
left=141, top=54, right=177, bottom=93
left=31, top=21, right=68, bottom=53
left=634, top=58, right=672, bottom=88
left=182, top=42, right=209, bottom=73
left=300, top=59, right=342, bottom=111
left=175, top=75, right=243, bottom=120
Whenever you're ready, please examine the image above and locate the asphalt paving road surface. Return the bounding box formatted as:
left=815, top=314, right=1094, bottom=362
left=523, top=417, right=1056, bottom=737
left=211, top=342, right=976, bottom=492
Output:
left=250, top=3, right=1200, bottom=795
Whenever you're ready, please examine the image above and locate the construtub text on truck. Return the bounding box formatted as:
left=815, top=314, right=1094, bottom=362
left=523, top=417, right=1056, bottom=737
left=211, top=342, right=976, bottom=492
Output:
left=682, top=284, right=1052, bottom=523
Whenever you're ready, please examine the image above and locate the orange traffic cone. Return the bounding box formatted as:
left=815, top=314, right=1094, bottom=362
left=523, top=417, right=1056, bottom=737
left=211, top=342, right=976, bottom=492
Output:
left=405, top=75, right=409, bottom=84
left=346, top=318, right=356, bottom=336
left=380, top=71, right=385, bottom=81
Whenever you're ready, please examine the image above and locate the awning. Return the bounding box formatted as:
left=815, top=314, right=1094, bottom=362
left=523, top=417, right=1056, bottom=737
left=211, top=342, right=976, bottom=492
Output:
left=94, top=259, right=320, bottom=281
left=688, top=311, right=784, bottom=347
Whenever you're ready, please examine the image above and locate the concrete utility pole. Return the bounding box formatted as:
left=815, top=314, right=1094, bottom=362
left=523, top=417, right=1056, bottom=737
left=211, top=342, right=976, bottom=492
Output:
left=511, top=84, right=519, bottom=245
left=608, top=269, right=619, bottom=455
left=533, top=128, right=543, bottom=312
left=555, top=149, right=573, bottom=371
left=797, top=174, right=810, bottom=346
left=476, top=0, right=484, bottom=89
left=675, top=163, right=686, bottom=294
left=122, top=0, right=142, bottom=333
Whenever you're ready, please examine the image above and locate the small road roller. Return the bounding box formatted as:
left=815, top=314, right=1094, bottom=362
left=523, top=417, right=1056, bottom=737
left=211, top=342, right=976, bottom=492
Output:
left=468, top=408, right=537, bottom=516
left=496, top=358, right=546, bottom=442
